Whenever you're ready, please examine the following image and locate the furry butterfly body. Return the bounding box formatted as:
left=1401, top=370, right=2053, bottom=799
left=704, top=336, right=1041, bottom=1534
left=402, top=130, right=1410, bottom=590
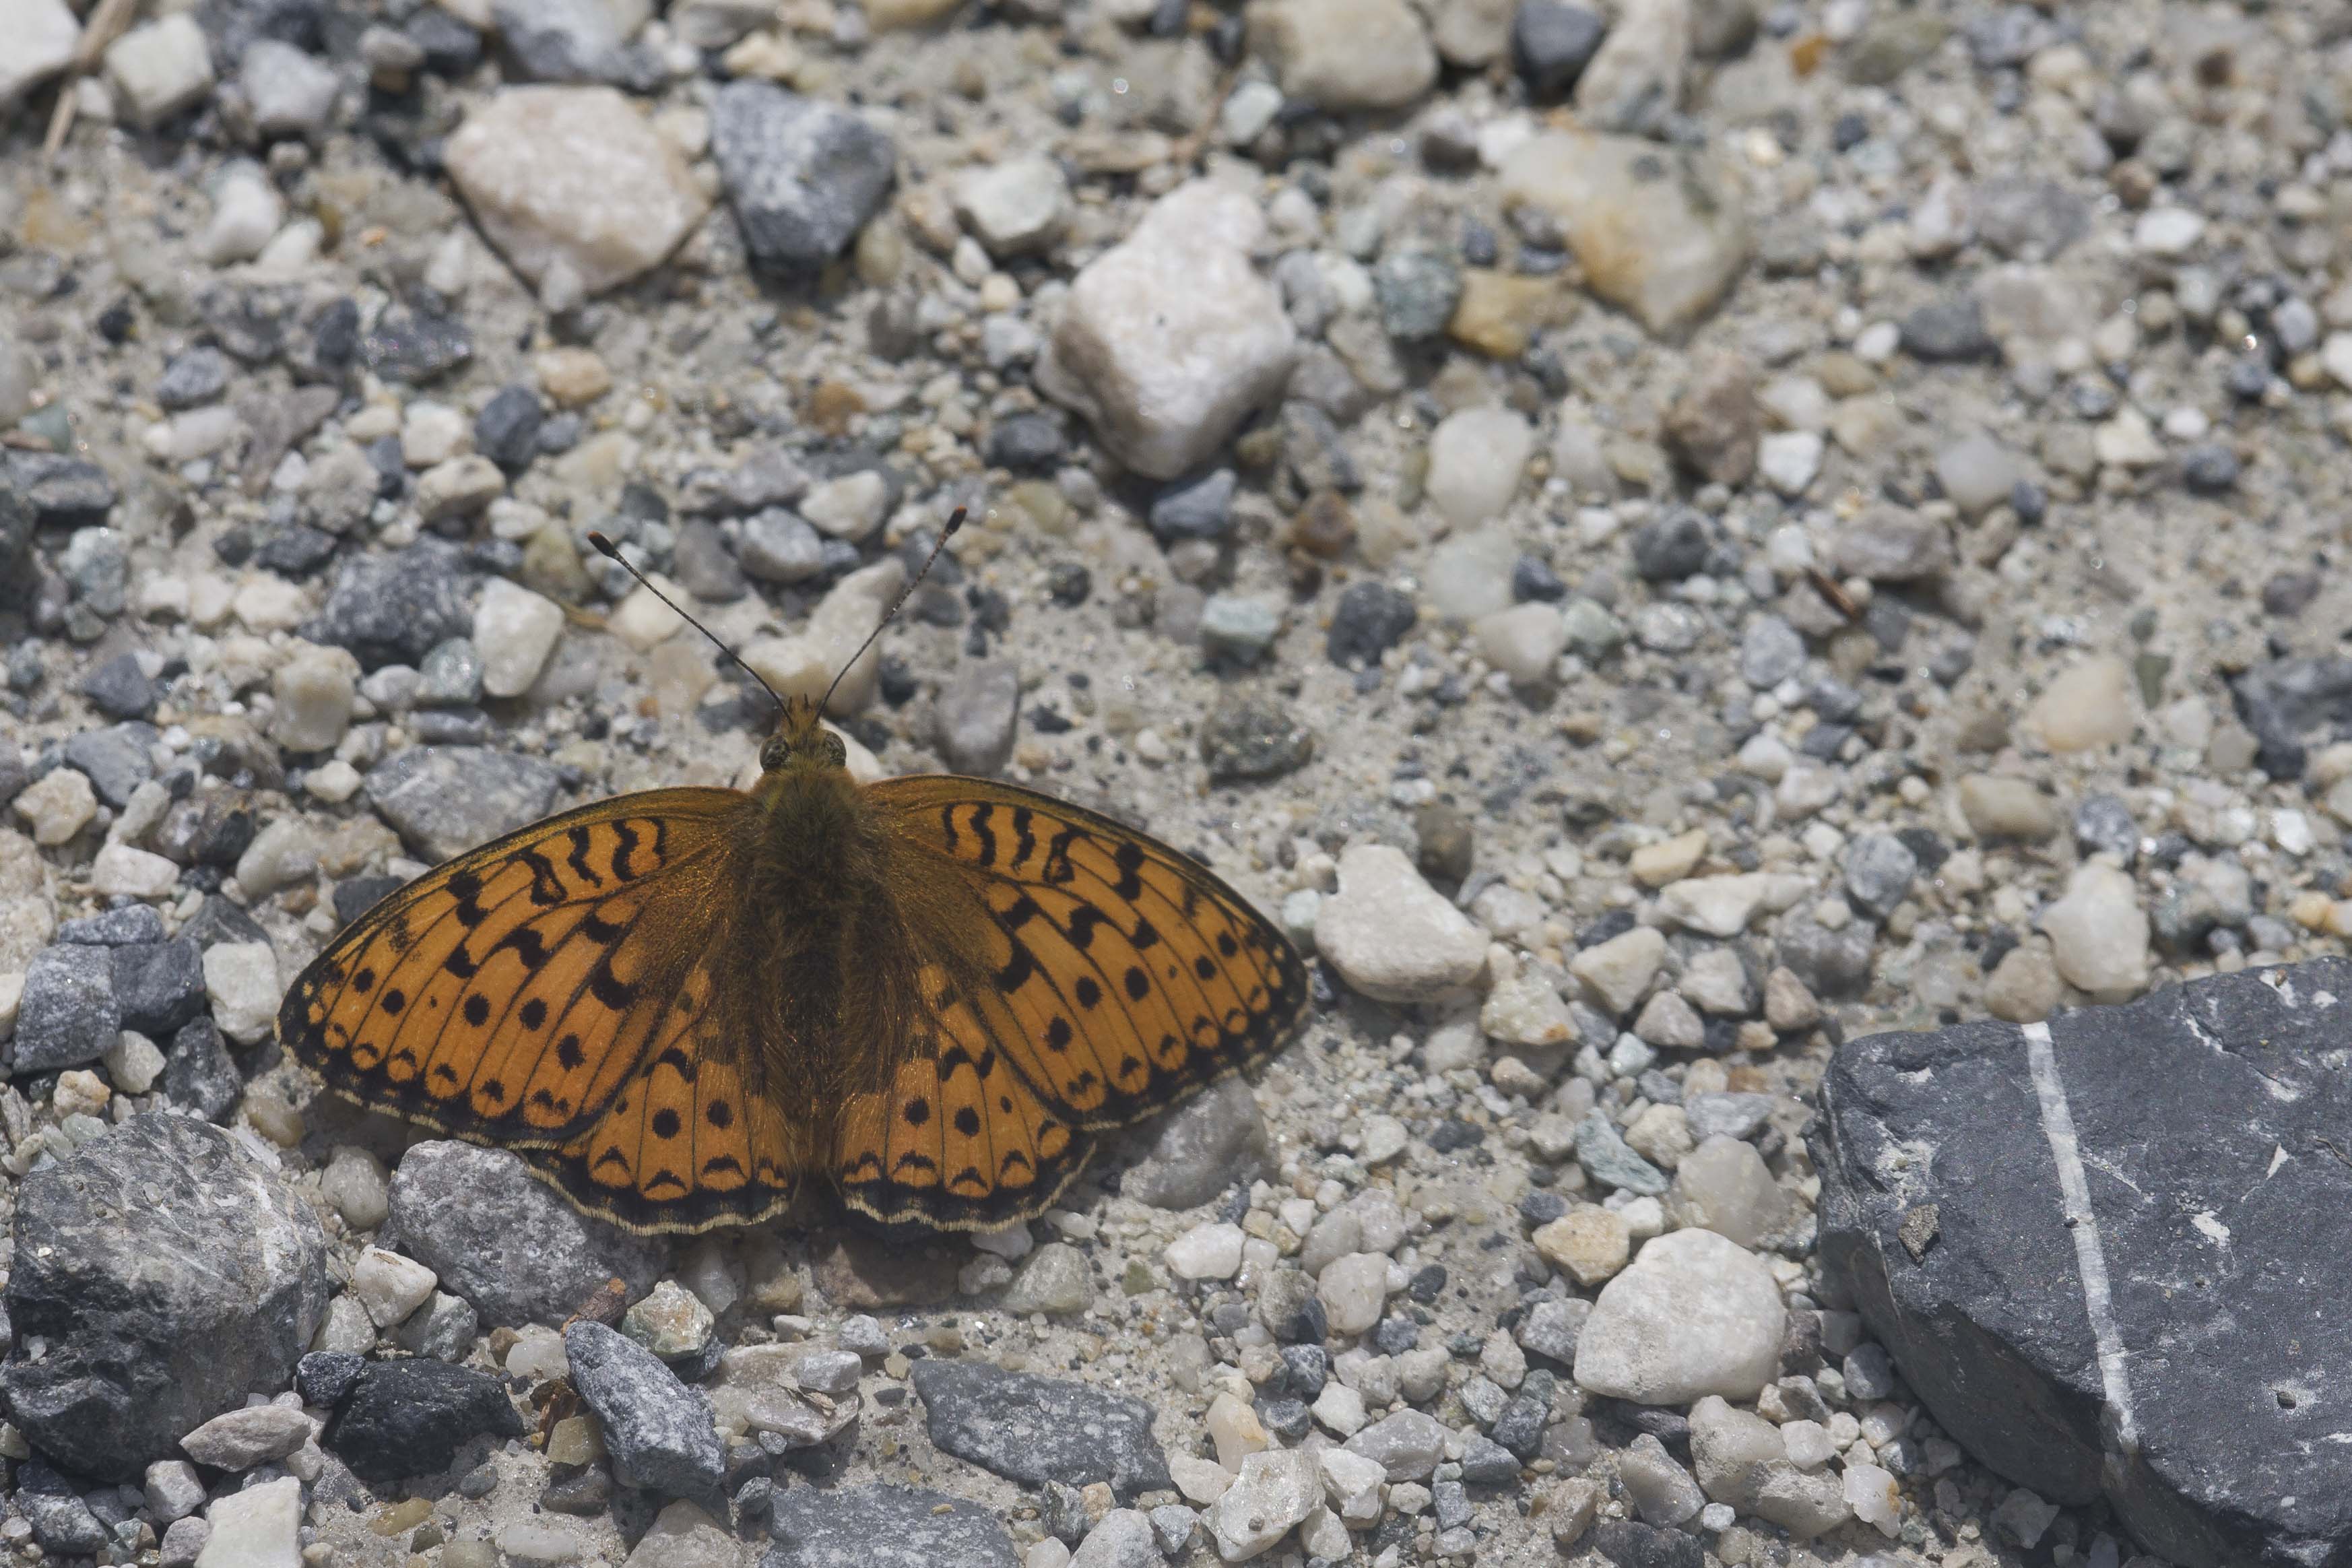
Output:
left=281, top=699, right=1309, bottom=1233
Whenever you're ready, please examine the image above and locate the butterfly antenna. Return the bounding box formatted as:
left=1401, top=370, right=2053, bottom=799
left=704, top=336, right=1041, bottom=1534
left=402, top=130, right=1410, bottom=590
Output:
left=816, top=506, right=966, bottom=715
left=585, top=531, right=786, bottom=718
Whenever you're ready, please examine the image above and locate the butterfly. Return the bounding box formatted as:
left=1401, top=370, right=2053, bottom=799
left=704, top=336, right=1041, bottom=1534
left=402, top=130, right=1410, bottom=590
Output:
left=280, top=513, right=1309, bottom=1234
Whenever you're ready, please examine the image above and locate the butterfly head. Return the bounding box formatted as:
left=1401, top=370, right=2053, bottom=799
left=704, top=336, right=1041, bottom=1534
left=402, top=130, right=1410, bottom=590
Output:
left=759, top=696, right=848, bottom=774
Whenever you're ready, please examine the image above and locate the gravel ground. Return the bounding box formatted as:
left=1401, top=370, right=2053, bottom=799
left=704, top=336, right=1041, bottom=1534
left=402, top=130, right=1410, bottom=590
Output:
left=3, top=0, right=2352, bottom=1566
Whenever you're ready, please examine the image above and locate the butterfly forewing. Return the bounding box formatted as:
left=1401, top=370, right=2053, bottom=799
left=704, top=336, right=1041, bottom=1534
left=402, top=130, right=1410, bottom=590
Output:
left=281, top=788, right=746, bottom=1150
left=865, top=780, right=1317, bottom=1147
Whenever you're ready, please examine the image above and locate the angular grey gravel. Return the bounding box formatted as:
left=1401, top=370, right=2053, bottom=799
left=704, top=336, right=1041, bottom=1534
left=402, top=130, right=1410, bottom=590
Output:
left=11, top=942, right=121, bottom=1073
left=764, top=1484, right=1016, bottom=1568
left=711, top=83, right=897, bottom=271
left=564, top=1320, right=727, bottom=1511
left=386, top=1140, right=665, bottom=1326
left=1576, top=1111, right=1669, bottom=1196
left=1, top=1116, right=328, bottom=1480
left=362, top=744, right=562, bottom=861
left=907, top=1360, right=1173, bottom=1499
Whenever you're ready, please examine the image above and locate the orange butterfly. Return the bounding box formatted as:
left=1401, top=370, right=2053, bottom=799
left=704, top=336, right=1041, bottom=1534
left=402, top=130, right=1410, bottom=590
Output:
left=280, top=513, right=1309, bottom=1233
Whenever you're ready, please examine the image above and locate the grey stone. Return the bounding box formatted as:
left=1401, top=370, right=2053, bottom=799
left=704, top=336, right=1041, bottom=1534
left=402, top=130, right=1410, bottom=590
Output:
left=360, top=307, right=473, bottom=385
left=417, top=637, right=485, bottom=706
left=363, top=745, right=562, bottom=861
left=2072, top=793, right=2138, bottom=865
left=1683, top=1092, right=1774, bottom=1143
left=1, top=1116, right=328, bottom=1480
left=1738, top=615, right=1805, bottom=688
left=473, top=385, right=546, bottom=471
left=1198, top=699, right=1314, bottom=783
left=2230, top=656, right=2352, bottom=781
left=1775, top=915, right=1875, bottom=1000
left=306, top=538, right=473, bottom=669
left=1842, top=833, right=1918, bottom=918
left=1975, top=176, right=2090, bottom=260
left=59, top=905, right=164, bottom=946
left=566, top=1320, right=727, bottom=1510
left=157, top=348, right=232, bottom=410
left=1899, top=296, right=1996, bottom=362
left=1374, top=249, right=1463, bottom=341
left=934, top=659, right=1020, bottom=776
left=13, top=942, right=121, bottom=1074
left=490, top=0, right=652, bottom=83
left=1577, top=1111, right=1668, bottom=1196
left=322, top=1359, right=525, bottom=1482
left=111, top=936, right=207, bottom=1038
left=164, top=1016, right=242, bottom=1121
left=1459, top=1431, right=1522, bottom=1483
left=670, top=519, right=746, bottom=604
left=1513, top=1, right=1608, bottom=100
left=740, top=509, right=825, bottom=583
left=1815, top=957, right=2352, bottom=1568
left=1116, top=1076, right=1270, bottom=1208
left=7, top=452, right=117, bottom=529
left=387, top=1140, right=666, bottom=1327
left=1326, top=581, right=1416, bottom=667
left=1148, top=468, right=1237, bottom=542
left=764, top=1484, right=1016, bottom=1568
left=395, top=1291, right=481, bottom=1361
left=65, top=722, right=158, bottom=808
left=17, top=1462, right=108, bottom=1555
left=240, top=38, right=340, bottom=137
left=711, top=83, right=897, bottom=271
left=907, top=1360, right=1173, bottom=1499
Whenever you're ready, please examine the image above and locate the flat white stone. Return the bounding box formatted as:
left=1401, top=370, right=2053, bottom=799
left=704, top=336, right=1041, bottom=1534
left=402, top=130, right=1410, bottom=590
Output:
left=1574, top=1228, right=1786, bottom=1404
left=195, top=1474, right=300, bottom=1568
left=445, top=86, right=713, bottom=296
left=1313, top=845, right=1487, bottom=1003
left=104, top=13, right=216, bottom=129
left=475, top=577, right=565, bottom=698
left=0, top=0, right=79, bottom=112
left=1038, top=181, right=1297, bottom=480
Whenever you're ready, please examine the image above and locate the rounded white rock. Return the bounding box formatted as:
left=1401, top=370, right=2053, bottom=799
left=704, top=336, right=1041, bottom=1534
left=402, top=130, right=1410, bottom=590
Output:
left=1313, top=844, right=1487, bottom=1003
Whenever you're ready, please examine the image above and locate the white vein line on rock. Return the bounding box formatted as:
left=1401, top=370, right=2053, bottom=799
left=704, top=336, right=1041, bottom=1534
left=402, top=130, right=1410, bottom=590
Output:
left=2021, top=1019, right=2139, bottom=1453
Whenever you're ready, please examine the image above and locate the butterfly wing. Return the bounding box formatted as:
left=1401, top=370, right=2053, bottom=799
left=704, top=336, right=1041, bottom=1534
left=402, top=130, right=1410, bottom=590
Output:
left=282, top=787, right=804, bottom=1232
left=829, top=777, right=1310, bottom=1228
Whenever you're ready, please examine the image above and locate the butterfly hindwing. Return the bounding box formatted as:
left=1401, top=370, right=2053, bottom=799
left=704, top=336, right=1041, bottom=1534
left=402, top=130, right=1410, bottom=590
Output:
left=868, top=777, right=1311, bottom=1140
left=832, top=983, right=1092, bottom=1229
left=523, top=1015, right=804, bottom=1234
left=280, top=789, right=744, bottom=1148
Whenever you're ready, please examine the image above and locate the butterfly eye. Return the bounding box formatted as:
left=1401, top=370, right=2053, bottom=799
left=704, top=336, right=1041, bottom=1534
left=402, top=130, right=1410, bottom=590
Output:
left=819, top=730, right=847, bottom=769
left=758, top=734, right=790, bottom=773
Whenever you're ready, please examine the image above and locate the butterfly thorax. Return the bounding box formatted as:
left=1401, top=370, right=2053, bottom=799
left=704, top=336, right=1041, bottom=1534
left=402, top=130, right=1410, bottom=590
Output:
left=735, top=758, right=923, bottom=1105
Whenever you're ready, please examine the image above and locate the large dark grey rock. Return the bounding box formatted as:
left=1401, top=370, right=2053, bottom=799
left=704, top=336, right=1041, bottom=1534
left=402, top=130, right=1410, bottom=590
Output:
left=711, top=83, right=897, bottom=271
left=1814, top=958, right=2352, bottom=1568
left=908, top=1361, right=1172, bottom=1500
left=2231, top=656, right=2352, bottom=781
left=386, top=1141, right=665, bottom=1327
left=12, top=943, right=120, bottom=1074
left=362, top=745, right=562, bottom=861
left=764, top=1483, right=1017, bottom=1568
left=322, top=1359, right=523, bottom=1483
left=306, top=538, right=473, bottom=670
left=1, top=1115, right=328, bottom=1480
left=564, top=1321, right=725, bottom=1511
